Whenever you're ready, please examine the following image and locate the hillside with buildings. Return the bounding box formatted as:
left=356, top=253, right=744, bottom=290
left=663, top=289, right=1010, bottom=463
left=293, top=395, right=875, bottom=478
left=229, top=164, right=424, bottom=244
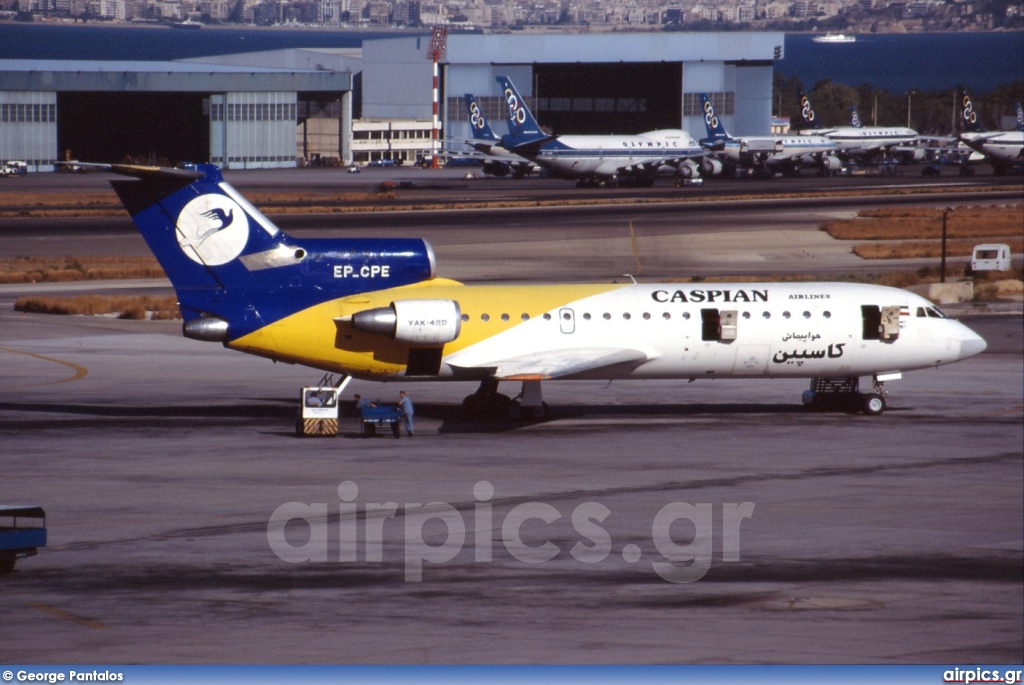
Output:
left=3, top=0, right=1021, bottom=32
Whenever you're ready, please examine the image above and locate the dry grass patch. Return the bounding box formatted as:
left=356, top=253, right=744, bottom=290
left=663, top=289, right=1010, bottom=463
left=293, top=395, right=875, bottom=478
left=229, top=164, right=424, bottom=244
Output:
left=853, top=237, right=1024, bottom=260
left=0, top=256, right=165, bottom=284
left=14, top=295, right=180, bottom=320
left=671, top=266, right=1023, bottom=290
left=974, top=279, right=1024, bottom=301
left=822, top=205, right=1024, bottom=240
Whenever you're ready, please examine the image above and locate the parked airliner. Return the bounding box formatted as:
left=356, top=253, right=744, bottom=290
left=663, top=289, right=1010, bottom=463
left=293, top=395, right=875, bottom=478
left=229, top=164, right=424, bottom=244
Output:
left=698, top=94, right=841, bottom=176
left=957, top=91, right=1024, bottom=176
left=496, top=76, right=708, bottom=187
left=97, top=163, right=985, bottom=419
left=454, top=93, right=536, bottom=178
left=797, top=91, right=922, bottom=162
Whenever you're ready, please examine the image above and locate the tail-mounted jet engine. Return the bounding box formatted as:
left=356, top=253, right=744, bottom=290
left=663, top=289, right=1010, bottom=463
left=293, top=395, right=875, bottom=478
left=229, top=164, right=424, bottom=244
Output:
left=350, top=299, right=462, bottom=344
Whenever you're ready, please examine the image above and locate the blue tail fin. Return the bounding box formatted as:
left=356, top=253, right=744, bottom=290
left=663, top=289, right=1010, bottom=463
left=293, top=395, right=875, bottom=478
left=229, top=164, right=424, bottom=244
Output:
left=957, top=88, right=986, bottom=133
left=698, top=93, right=731, bottom=145
left=109, top=164, right=435, bottom=341
left=798, top=91, right=824, bottom=130
left=1015, top=103, right=1024, bottom=132
left=849, top=105, right=863, bottom=128
left=465, top=94, right=499, bottom=142
left=495, top=75, right=548, bottom=147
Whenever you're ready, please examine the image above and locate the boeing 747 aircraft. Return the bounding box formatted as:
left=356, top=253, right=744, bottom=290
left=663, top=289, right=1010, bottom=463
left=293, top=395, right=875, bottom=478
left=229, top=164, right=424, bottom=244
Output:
left=797, top=91, right=922, bottom=162
left=453, top=93, right=536, bottom=178
left=96, top=163, right=986, bottom=419
left=496, top=76, right=708, bottom=187
left=698, top=94, right=841, bottom=176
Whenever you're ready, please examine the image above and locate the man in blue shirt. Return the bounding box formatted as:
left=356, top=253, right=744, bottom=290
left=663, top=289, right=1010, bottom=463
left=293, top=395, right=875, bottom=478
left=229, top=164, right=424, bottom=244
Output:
left=398, top=391, right=414, bottom=436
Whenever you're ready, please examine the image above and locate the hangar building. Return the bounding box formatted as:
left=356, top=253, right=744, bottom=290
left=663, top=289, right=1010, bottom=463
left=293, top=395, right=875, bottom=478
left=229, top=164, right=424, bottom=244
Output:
left=362, top=33, right=784, bottom=144
left=0, top=32, right=782, bottom=171
left=0, top=56, right=353, bottom=172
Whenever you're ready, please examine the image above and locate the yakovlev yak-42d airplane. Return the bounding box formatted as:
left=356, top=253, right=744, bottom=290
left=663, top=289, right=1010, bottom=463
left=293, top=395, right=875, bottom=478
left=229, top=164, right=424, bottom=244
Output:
left=99, top=163, right=986, bottom=419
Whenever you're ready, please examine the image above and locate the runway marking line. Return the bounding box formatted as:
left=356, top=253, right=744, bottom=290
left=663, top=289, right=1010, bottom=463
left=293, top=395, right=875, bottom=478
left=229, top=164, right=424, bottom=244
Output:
left=0, top=346, right=88, bottom=388
left=29, top=602, right=107, bottom=630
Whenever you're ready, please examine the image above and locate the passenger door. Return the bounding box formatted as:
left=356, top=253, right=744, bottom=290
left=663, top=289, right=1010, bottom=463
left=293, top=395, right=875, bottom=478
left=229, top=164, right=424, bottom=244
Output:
left=559, top=308, right=575, bottom=334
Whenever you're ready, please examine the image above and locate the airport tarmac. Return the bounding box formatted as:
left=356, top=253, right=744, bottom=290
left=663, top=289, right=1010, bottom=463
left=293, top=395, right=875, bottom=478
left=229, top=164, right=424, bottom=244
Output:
left=0, top=309, right=1021, bottom=664
left=0, top=171, right=1021, bottom=664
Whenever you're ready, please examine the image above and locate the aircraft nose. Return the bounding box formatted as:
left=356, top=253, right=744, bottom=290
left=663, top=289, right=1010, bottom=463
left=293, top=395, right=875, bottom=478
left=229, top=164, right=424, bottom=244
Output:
left=956, top=324, right=987, bottom=360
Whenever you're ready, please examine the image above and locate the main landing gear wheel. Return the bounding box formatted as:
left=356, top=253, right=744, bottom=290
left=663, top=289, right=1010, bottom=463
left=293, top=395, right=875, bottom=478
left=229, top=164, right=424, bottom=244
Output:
left=527, top=402, right=549, bottom=419
left=862, top=393, right=886, bottom=416
left=462, top=391, right=512, bottom=419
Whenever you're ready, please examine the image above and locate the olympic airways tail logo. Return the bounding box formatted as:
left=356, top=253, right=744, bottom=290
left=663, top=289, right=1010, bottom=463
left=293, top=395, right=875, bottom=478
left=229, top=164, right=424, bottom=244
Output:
left=176, top=194, right=248, bottom=266
left=1015, top=103, right=1023, bottom=129
left=703, top=100, right=719, bottom=130
left=961, top=95, right=977, bottom=126
left=503, top=87, right=527, bottom=126
left=851, top=110, right=861, bottom=128
left=801, top=96, right=816, bottom=123
left=468, top=100, right=487, bottom=131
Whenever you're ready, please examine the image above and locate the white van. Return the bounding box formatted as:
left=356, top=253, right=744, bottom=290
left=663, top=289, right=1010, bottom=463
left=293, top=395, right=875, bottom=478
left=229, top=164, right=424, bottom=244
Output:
left=971, top=244, right=1011, bottom=272
left=1, top=161, right=27, bottom=177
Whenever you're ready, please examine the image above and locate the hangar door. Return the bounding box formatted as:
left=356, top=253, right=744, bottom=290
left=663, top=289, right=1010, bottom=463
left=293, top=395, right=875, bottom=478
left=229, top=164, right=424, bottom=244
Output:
left=209, top=92, right=297, bottom=169
left=532, top=63, right=682, bottom=135
left=57, top=92, right=208, bottom=166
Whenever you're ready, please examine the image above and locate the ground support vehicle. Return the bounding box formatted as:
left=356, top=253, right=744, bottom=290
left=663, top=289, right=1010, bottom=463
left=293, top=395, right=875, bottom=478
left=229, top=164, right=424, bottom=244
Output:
left=0, top=506, right=47, bottom=574
left=296, top=386, right=340, bottom=437
left=360, top=404, right=403, bottom=438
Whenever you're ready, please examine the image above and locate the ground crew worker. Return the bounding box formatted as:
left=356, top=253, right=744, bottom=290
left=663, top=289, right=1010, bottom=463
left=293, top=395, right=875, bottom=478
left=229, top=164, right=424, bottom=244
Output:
left=354, top=394, right=371, bottom=434
left=398, top=391, right=414, bottom=436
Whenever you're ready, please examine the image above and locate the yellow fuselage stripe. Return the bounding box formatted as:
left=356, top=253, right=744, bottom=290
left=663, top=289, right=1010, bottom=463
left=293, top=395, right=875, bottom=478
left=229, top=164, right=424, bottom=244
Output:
left=229, top=280, right=624, bottom=377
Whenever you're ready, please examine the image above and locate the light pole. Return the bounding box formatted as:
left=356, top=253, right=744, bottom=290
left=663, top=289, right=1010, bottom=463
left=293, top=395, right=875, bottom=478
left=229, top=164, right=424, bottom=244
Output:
left=906, top=90, right=914, bottom=128
left=940, top=206, right=953, bottom=283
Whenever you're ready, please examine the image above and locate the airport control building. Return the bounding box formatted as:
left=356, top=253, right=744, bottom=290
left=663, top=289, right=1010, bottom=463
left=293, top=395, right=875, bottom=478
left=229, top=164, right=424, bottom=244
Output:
left=0, top=32, right=783, bottom=171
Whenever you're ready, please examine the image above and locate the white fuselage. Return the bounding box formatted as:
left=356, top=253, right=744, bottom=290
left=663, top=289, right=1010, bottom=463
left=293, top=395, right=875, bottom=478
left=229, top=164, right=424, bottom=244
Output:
left=802, top=126, right=918, bottom=157
left=716, top=135, right=838, bottom=167
left=534, top=130, right=703, bottom=178
left=427, top=282, right=985, bottom=382
left=960, top=130, right=1024, bottom=163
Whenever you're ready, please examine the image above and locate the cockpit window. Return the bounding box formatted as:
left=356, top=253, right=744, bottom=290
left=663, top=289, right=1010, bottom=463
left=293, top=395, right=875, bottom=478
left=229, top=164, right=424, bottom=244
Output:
left=916, top=307, right=926, bottom=318
left=926, top=307, right=946, bottom=319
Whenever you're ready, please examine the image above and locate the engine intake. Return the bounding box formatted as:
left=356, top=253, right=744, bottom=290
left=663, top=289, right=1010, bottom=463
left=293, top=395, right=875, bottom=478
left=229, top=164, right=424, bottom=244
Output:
left=820, top=155, right=842, bottom=171
left=700, top=158, right=724, bottom=176
left=351, top=299, right=461, bottom=345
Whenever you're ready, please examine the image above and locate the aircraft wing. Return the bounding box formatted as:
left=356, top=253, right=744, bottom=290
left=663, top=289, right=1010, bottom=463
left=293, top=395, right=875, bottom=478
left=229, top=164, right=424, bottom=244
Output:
left=444, top=136, right=503, bottom=155
left=506, top=135, right=559, bottom=157
left=645, top=152, right=705, bottom=167
left=55, top=161, right=204, bottom=180
left=452, top=347, right=649, bottom=380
